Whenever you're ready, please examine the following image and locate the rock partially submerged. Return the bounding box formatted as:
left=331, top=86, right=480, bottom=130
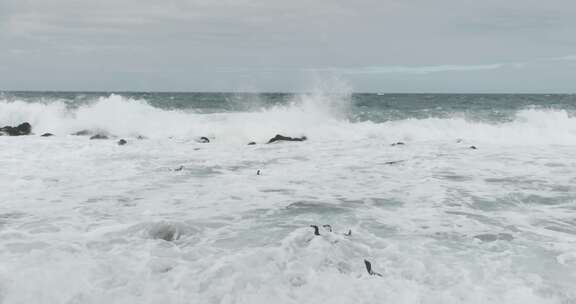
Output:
left=72, top=129, right=94, bottom=136
left=90, top=134, right=109, bottom=140
left=0, top=122, right=32, bottom=136
left=198, top=137, right=210, bottom=143
left=267, top=134, right=307, bottom=144
left=364, top=260, right=383, bottom=277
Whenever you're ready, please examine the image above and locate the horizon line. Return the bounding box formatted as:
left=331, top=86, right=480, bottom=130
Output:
left=1, top=89, right=575, bottom=95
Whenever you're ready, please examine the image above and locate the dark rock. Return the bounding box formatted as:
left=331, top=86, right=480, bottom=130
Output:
left=0, top=122, right=32, bottom=136
left=148, top=223, right=182, bottom=242
left=310, top=225, right=320, bottom=236
left=40, top=133, right=54, bottom=137
left=364, top=260, right=383, bottom=277
left=247, top=142, right=256, bottom=145
left=117, top=139, right=127, bottom=145
left=72, top=130, right=94, bottom=136
left=198, top=137, right=210, bottom=143
left=390, top=142, right=405, bottom=146
left=90, top=134, right=109, bottom=140
left=267, top=134, right=307, bottom=144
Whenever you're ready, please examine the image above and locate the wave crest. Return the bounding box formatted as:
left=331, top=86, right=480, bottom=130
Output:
left=2, top=94, right=576, bottom=145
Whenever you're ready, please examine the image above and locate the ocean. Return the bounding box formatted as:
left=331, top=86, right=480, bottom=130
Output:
left=1, top=91, right=576, bottom=303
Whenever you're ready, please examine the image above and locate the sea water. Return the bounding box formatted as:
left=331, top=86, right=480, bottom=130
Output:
left=1, top=91, right=576, bottom=303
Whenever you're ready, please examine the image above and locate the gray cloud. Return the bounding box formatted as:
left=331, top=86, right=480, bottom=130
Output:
left=336, top=63, right=526, bottom=75
left=0, top=0, right=575, bottom=92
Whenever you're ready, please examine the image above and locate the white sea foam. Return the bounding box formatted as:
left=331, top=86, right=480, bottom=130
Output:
left=1, top=93, right=576, bottom=303
left=2, top=94, right=576, bottom=145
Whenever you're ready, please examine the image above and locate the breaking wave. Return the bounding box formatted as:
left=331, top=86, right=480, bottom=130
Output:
left=1, top=93, right=576, bottom=144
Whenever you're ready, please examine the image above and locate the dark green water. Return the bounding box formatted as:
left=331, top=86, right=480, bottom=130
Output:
left=2, top=91, right=576, bottom=123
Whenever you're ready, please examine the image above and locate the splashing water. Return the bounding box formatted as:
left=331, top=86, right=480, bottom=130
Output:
left=1, top=91, right=576, bottom=303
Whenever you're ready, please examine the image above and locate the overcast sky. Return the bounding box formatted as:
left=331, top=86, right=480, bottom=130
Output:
left=1, top=0, right=575, bottom=92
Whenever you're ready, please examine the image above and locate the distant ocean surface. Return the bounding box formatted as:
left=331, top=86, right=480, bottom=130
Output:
left=1, top=91, right=576, bottom=303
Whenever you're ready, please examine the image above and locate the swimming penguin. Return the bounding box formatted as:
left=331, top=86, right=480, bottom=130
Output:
left=322, top=224, right=332, bottom=232
left=344, top=229, right=352, bottom=236
left=174, top=165, right=184, bottom=171
left=310, top=225, right=320, bottom=236
left=469, top=146, right=478, bottom=150
left=364, top=260, right=383, bottom=277
left=257, top=170, right=261, bottom=176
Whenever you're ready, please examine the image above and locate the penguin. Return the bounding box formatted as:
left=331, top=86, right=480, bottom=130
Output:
left=322, top=224, right=332, bottom=232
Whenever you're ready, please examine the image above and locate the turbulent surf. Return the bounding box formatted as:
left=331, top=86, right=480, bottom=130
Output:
left=1, top=91, right=576, bottom=303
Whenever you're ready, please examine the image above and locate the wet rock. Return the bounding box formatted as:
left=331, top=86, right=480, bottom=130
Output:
left=145, top=222, right=195, bottom=242
left=72, top=130, right=94, bottom=136
left=0, top=122, right=32, bottom=136
left=90, top=134, right=109, bottom=140
left=267, top=134, right=307, bottom=144
left=40, top=133, right=54, bottom=137
left=149, top=224, right=181, bottom=241
left=364, top=260, right=383, bottom=277
left=117, top=139, right=127, bottom=145
left=310, top=225, right=320, bottom=236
